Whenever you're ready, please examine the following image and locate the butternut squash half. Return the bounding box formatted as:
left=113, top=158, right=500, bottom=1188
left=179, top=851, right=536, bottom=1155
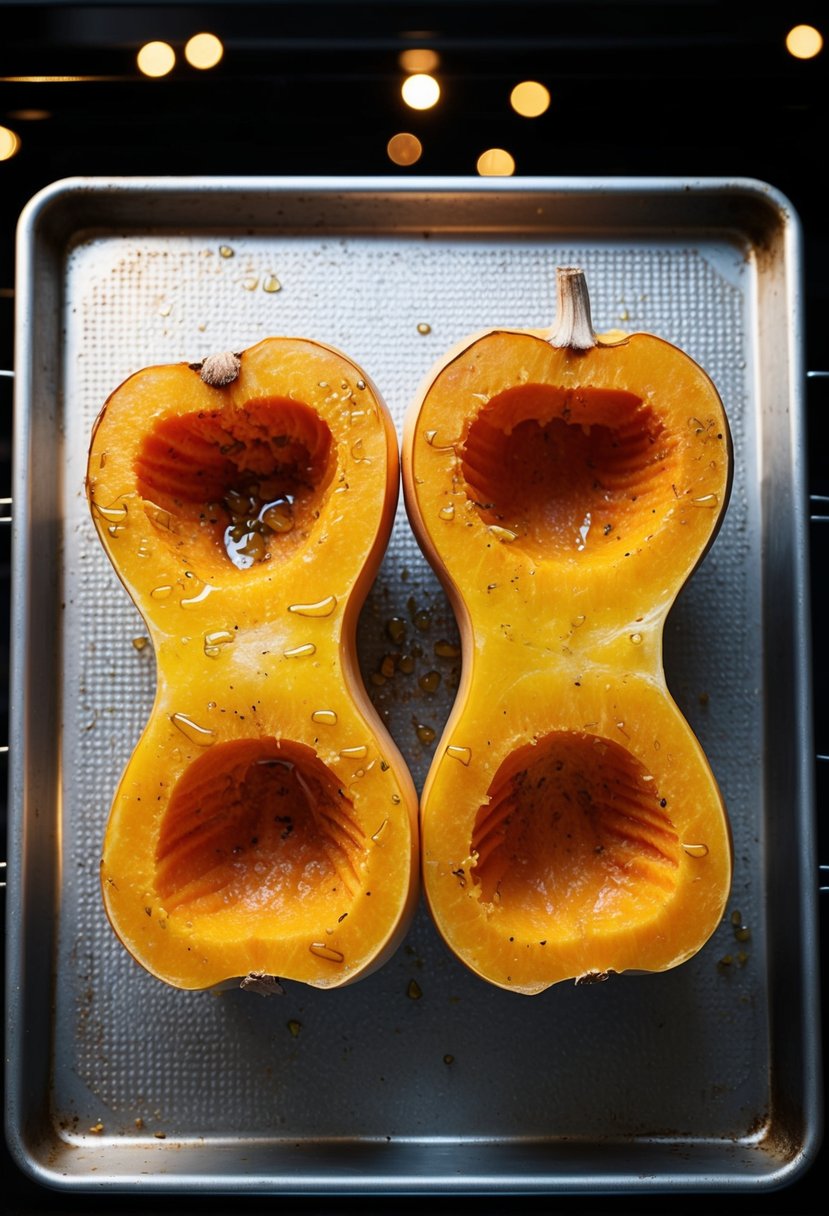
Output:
left=87, top=338, right=419, bottom=990
left=402, top=267, right=733, bottom=994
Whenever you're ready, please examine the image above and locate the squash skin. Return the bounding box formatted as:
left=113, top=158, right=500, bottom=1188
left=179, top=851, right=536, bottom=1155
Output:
left=87, top=337, right=419, bottom=990
left=402, top=311, right=733, bottom=994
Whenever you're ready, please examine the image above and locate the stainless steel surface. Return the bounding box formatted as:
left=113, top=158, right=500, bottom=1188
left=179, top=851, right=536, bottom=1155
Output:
left=5, top=176, right=821, bottom=1194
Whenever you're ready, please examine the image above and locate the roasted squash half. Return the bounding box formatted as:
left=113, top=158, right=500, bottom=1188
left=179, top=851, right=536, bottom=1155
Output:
left=87, top=337, right=419, bottom=990
left=402, top=267, right=733, bottom=993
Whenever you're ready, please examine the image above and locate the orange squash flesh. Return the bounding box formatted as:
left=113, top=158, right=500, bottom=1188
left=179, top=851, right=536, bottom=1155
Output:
left=87, top=337, right=419, bottom=990
left=402, top=268, right=733, bottom=994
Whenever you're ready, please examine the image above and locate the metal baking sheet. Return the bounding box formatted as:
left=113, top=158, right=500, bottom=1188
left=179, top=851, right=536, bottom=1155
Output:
left=5, top=176, right=821, bottom=1194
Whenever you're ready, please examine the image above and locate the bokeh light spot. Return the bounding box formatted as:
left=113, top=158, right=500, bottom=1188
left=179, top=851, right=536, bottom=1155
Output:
left=387, top=132, right=423, bottom=166
left=185, top=32, right=224, bottom=70
left=0, top=125, right=21, bottom=160
left=402, top=73, right=440, bottom=110
left=786, top=24, right=823, bottom=58
left=137, top=41, right=176, bottom=78
left=510, top=80, right=551, bottom=117
left=476, top=147, right=516, bottom=177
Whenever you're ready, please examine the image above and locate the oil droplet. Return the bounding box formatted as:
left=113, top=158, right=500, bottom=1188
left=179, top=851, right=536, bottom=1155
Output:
left=576, top=511, right=592, bottom=550
left=136, top=536, right=152, bottom=559
left=289, top=595, right=337, bottom=618
left=170, top=713, right=217, bottom=746
left=158, top=302, right=172, bottom=318
left=219, top=245, right=234, bottom=258
left=571, top=614, right=586, bottom=629
left=132, top=636, right=149, bottom=651
left=682, top=842, right=709, bottom=858
left=309, top=942, right=344, bottom=963
left=414, top=609, right=431, bottom=632
left=260, top=497, right=294, bottom=534
left=415, top=721, right=436, bottom=745
left=94, top=500, right=128, bottom=525
left=311, top=709, right=337, bottom=726
left=380, top=654, right=397, bottom=678
left=434, top=639, right=460, bottom=659
left=371, top=817, right=389, bottom=842
left=439, top=503, right=455, bottom=521
left=691, top=494, right=719, bottom=509
left=351, top=439, right=370, bottom=462
left=630, top=632, right=643, bottom=645
left=488, top=524, right=517, bottom=543
left=407, top=979, right=423, bottom=999
left=243, top=276, right=259, bottom=291
left=263, top=275, right=281, bottom=293
left=417, top=322, right=431, bottom=335
left=287, top=1019, right=302, bottom=1037
left=150, top=585, right=173, bottom=600
left=284, top=642, right=316, bottom=659
left=203, top=629, right=235, bottom=657
left=419, top=670, right=441, bottom=693
left=398, top=654, right=415, bottom=674
left=387, top=616, right=407, bottom=644
left=225, top=527, right=266, bottom=569
left=181, top=575, right=214, bottom=607
left=391, top=793, right=401, bottom=805
left=341, top=745, right=368, bottom=760
left=446, top=744, right=471, bottom=765
left=356, top=379, right=366, bottom=391
left=145, top=503, right=175, bottom=532
left=423, top=429, right=455, bottom=450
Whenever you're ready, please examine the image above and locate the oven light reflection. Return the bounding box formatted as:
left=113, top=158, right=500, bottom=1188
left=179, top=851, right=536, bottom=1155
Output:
left=8, top=109, right=50, bottom=121
left=399, top=48, right=440, bottom=74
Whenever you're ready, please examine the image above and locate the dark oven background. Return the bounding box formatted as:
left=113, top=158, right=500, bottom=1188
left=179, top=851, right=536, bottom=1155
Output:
left=0, top=3, right=826, bottom=1213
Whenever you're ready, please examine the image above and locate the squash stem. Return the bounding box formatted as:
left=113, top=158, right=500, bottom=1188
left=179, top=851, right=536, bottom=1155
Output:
left=549, top=266, right=598, bottom=351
